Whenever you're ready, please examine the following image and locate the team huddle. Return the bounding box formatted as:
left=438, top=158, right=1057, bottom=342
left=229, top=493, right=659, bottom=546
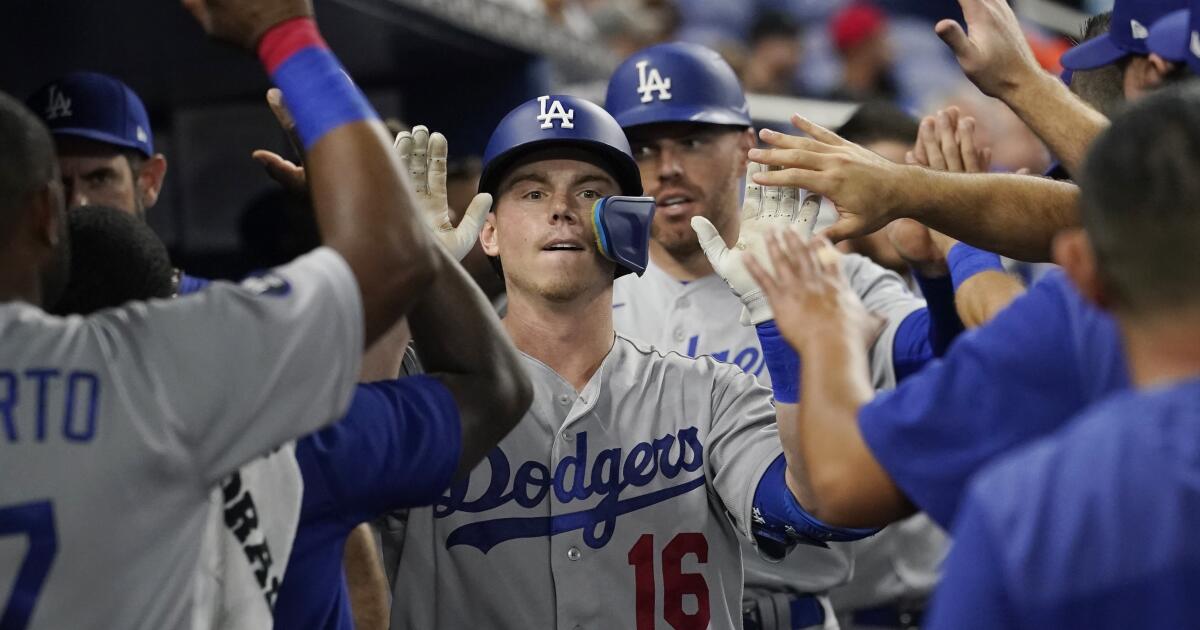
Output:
left=4, top=0, right=1200, bottom=628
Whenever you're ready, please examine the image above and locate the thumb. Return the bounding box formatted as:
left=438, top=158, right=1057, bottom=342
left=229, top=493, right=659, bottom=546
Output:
left=457, top=193, right=492, bottom=237
left=817, top=215, right=862, bottom=244
left=691, top=216, right=728, bottom=267
left=934, top=19, right=971, bottom=60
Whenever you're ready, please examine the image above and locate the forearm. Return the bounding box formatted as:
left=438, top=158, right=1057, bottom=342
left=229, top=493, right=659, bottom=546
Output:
left=343, top=524, right=390, bottom=630
left=899, top=169, right=1080, bottom=261
left=406, top=246, right=532, bottom=475
left=955, top=271, right=1025, bottom=328
left=1000, top=69, right=1109, bottom=177
left=257, top=19, right=440, bottom=345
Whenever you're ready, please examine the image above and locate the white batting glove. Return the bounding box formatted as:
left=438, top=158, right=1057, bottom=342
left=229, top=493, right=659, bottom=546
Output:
left=692, top=162, right=824, bottom=325
left=395, top=126, right=490, bottom=261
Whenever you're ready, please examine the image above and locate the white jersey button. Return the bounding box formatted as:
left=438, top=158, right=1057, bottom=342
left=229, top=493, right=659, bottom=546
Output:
left=558, top=394, right=572, bottom=406
left=562, top=430, right=574, bottom=442
left=567, top=546, right=582, bottom=561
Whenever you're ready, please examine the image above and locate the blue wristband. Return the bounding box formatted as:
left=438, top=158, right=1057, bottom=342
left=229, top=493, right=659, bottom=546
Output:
left=259, top=18, right=379, bottom=151
left=756, top=321, right=801, bottom=404
left=947, top=243, right=1005, bottom=292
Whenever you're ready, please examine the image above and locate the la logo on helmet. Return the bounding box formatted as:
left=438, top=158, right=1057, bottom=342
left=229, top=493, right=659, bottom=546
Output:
left=537, top=95, right=575, bottom=130
left=635, top=60, right=672, bottom=104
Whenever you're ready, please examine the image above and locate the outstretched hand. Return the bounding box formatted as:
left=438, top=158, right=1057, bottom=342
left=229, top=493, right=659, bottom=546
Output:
left=394, top=126, right=490, bottom=262
left=692, top=160, right=823, bottom=325
left=749, top=115, right=910, bottom=244
left=745, top=230, right=882, bottom=354
left=935, top=0, right=1043, bottom=98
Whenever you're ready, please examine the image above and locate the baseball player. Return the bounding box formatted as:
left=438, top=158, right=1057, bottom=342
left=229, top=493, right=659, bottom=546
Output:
left=49, top=144, right=526, bottom=630
left=602, top=43, right=970, bottom=629
left=388, top=94, right=879, bottom=630
left=25, top=71, right=210, bottom=295
left=752, top=85, right=1200, bottom=630
left=0, top=0, right=458, bottom=625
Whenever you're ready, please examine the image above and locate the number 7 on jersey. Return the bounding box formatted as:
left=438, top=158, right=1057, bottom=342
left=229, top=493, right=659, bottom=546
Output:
left=0, top=501, right=57, bottom=630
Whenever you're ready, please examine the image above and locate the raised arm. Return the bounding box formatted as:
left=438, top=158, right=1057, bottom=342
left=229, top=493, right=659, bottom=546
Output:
left=935, top=0, right=1109, bottom=176
left=395, top=126, right=532, bottom=477
left=746, top=232, right=913, bottom=527
left=184, top=0, right=440, bottom=346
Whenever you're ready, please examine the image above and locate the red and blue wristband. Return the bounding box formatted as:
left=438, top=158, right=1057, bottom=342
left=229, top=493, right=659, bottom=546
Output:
left=257, top=17, right=378, bottom=150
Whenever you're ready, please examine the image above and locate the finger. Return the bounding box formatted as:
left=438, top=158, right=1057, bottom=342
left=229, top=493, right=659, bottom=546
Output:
left=1016, top=166, right=1032, bottom=176
left=789, top=114, right=846, bottom=147
left=751, top=167, right=825, bottom=190
left=982, top=147, right=993, bottom=173
left=267, top=88, right=303, bottom=158
left=453, top=193, right=492, bottom=258
left=796, top=193, right=821, bottom=238
left=912, top=118, right=930, bottom=167
left=748, top=147, right=831, bottom=171
left=781, top=228, right=814, bottom=276
left=765, top=228, right=800, bottom=285
left=744, top=252, right=780, bottom=298
left=428, top=131, right=449, bottom=203
left=958, top=117, right=981, bottom=173
left=758, top=128, right=838, bottom=152
left=818, top=214, right=870, bottom=244
left=936, top=110, right=964, bottom=172
left=394, top=130, right=413, bottom=173
left=691, top=216, right=729, bottom=267
left=920, top=117, right=947, bottom=171
left=791, top=229, right=818, bottom=286
left=743, top=161, right=765, bottom=220
left=934, top=19, right=972, bottom=61
left=778, top=184, right=799, bottom=223
left=762, top=166, right=782, bottom=219
left=252, top=150, right=307, bottom=191
left=410, top=126, right=430, bottom=195
left=812, top=236, right=842, bottom=276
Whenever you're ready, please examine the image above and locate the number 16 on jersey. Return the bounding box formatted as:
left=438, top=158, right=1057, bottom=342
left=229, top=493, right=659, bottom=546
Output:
left=628, top=532, right=710, bottom=630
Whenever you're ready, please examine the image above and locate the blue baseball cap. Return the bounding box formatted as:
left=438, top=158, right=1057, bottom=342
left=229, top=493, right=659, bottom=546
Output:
left=26, top=72, right=154, bottom=157
left=1147, top=6, right=1200, bottom=74
left=1061, top=0, right=1187, bottom=71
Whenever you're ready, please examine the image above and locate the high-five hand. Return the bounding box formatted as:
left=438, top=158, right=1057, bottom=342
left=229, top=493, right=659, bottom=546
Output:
left=692, top=162, right=825, bottom=325
left=394, top=126, right=490, bottom=262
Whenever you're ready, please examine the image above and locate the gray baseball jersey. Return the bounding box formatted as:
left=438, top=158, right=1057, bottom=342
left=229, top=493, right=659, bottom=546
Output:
left=390, top=335, right=792, bottom=629
left=0, top=247, right=362, bottom=630
left=612, top=252, right=924, bottom=597
left=193, top=444, right=304, bottom=630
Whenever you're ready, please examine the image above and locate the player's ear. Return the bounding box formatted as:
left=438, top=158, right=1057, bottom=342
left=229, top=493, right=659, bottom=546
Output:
left=1054, top=228, right=1109, bottom=309
left=137, top=154, right=168, bottom=209
left=1148, top=54, right=1176, bottom=85
left=737, top=127, right=756, bottom=172
left=480, top=211, right=500, bottom=257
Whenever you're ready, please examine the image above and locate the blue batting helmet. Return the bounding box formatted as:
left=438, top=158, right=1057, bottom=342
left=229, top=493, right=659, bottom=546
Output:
left=479, top=94, right=643, bottom=197
left=604, top=42, right=752, bottom=130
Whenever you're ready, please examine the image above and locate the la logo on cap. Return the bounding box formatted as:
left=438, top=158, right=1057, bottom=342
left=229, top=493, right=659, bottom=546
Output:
left=45, top=85, right=72, bottom=121
left=536, top=95, right=574, bottom=130
left=635, top=60, right=672, bottom=104
left=1130, top=19, right=1148, bottom=40
left=1191, top=31, right=1200, bottom=58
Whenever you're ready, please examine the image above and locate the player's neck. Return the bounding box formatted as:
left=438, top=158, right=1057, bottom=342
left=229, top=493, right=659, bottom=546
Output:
left=0, top=264, right=43, bottom=308
left=1120, top=310, right=1200, bottom=389
left=649, top=211, right=740, bottom=282
left=503, top=285, right=615, bottom=391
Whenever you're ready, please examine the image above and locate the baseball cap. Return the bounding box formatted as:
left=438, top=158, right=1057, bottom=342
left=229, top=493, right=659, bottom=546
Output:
left=1147, top=6, right=1200, bottom=75
left=830, top=3, right=888, bottom=53
left=26, top=72, right=154, bottom=157
left=1061, top=0, right=1187, bottom=71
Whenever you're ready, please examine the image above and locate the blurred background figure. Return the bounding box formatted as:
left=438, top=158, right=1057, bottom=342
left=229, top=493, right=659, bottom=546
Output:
left=828, top=2, right=898, bottom=102
left=742, top=11, right=803, bottom=95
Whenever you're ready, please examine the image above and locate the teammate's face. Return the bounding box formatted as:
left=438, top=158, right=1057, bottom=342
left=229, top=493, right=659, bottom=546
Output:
left=55, top=136, right=161, bottom=220
left=627, top=123, right=754, bottom=259
left=483, top=155, right=620, bottom=302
